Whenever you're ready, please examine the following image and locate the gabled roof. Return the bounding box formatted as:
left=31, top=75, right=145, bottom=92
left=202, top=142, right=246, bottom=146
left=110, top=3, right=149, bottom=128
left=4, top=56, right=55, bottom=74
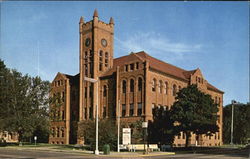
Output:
left=207, top=83, right=224, bottom=94
left=100, top=52, right=144, bottom=77
left=183, top=69, right=197, bottom=79
left=52, top=72, right=79, bottom=86
left=62, top=73, right=79, bottom=85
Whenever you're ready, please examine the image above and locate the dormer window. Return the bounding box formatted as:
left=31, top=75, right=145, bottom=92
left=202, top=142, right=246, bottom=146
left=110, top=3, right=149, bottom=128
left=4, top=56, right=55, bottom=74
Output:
left=130, top=63, right=134, bottom=71
left=125, top=65, right=128, bottom=72
left=136, top=62, right=139, bottom=69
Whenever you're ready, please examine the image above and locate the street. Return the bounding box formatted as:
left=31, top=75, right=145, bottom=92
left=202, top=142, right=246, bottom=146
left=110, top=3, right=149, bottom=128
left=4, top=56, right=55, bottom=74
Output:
left=0, top=148, right=249, bottom=159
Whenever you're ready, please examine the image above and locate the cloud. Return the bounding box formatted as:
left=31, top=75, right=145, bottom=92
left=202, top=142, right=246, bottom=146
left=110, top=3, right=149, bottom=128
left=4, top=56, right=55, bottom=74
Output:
left=115, top=32, right=202, bottom=62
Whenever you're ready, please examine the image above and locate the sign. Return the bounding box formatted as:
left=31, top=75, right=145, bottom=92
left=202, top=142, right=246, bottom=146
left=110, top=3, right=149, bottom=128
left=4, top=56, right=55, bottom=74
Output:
left=84, top=77, right=98, bottom=83
left=142, top=122, right=148, bottom=128
left=34, top=136, right=37, bottom=141
left=122, top=128, right=131, bottom=145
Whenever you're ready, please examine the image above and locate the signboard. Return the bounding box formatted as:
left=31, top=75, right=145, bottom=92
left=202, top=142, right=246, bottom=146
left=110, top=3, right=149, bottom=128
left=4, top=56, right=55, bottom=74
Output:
left=142, top=122, right=148, bottom=128
left=122, top=128, right=131, bottom=145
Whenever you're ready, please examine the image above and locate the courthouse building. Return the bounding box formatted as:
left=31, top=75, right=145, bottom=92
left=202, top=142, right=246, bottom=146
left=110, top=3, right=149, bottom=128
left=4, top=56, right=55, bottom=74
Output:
left=49, top=10, right=224, bottom=147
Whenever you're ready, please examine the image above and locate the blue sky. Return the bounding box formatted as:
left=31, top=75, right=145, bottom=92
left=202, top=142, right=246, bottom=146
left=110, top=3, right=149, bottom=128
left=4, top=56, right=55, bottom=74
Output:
left=1, top=1, right=249, bottom=105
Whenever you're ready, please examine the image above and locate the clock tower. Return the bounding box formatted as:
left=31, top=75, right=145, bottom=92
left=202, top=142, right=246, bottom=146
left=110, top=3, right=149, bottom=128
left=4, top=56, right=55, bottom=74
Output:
left=79, top=9, right=114, bottom=121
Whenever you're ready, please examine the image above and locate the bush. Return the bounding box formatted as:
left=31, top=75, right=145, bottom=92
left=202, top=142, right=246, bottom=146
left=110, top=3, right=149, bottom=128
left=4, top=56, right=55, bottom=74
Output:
left=0, top=138, right=7, bottom=147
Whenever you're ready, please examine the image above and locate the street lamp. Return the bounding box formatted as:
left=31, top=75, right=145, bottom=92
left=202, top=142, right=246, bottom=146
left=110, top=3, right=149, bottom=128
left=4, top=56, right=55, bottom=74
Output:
left=117, top=100, right=120, bottom=152
left=230, top=100, right=241, bottom=145
left=84, top=77, right=99, bottom=155
left=142, top=121, right=148, bottom=154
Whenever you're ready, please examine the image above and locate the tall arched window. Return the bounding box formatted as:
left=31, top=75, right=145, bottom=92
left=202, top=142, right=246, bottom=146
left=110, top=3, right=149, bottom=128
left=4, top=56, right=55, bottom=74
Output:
left=105, top=52, right=108, bottom=67
left=85, top=64, right=88, bottom=76
left=103, top=85, right=107, bottom=97
left=159, top=80, right=163, bottom=93
left=122, top=80, right=126, bottom=93
left=130, top=79, right=134, bottom=92
left=152, top=78, right=156, bottom=92
left=138, top=77, right=142, bottom=91
left=99, top=50, right=103, bottom=71
left=99, top=50, right=103, bottom=56
left=173, top=84, right=177, bottom=96
left=215, top=97, right=218, bottom=104
left=165, top=82, right=168, bottom=94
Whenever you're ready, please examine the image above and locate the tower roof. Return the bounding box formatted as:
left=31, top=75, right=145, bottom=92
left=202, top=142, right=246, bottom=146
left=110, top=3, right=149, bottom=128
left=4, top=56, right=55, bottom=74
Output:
left=93, top=9, right=99, bottom=18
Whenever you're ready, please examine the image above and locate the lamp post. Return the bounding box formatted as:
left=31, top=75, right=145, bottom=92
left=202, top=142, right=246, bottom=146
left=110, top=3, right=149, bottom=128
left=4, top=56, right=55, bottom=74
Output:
left=142, top=121, right=148, bottom=154
left=230, top=100, right=235, bottom=145
left=84, top=77, right=99, bottom=155
left=117, top=100, right=120, bottom=152
left=230, top=100, right=241, bottom=145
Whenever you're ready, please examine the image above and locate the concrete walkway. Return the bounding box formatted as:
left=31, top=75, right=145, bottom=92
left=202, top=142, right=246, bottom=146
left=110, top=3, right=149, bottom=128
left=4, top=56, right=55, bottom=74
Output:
left=3, top=146, right=175, bottom=158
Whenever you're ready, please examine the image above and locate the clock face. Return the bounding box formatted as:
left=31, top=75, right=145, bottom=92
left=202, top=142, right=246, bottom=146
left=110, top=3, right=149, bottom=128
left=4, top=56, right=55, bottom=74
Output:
left=85, top=38, right=91, bottom=47
left=101, top=39, right=107, bottom=47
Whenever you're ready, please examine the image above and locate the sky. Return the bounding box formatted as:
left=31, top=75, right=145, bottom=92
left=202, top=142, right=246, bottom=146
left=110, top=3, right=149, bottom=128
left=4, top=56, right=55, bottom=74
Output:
left=0, top=1, right=249, bottom=106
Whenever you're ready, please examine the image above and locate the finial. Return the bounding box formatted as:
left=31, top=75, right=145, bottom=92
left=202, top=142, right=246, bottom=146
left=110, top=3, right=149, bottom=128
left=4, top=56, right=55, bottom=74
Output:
left=109, top=17, right=114, bottom=25
left=93, top=9, right=98, bottom=18
left=79, top=16, right=84, bottom=23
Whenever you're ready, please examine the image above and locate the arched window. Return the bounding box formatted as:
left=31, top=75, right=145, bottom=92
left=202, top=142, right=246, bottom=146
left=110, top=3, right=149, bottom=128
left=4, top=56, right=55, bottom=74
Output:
left=179, top=86, right=182, bottom=92
left=122, top=80, right=126, bottom=93
left=130, top=79, right=134, bottom=92
left=138, top=77, right=142, bottom=91
left=173, top=84, right=177, bottom=96
left=85, top=64, right=88, bottom=76
left=61, top=127, right=64, bottom=137
left=165, top=82, right=168, bottom=94
left=152, top=78, right=156, bottom=92
left=159, top=80, right=163, bottom=93
left=99, top=50, right=103, bottom=56
left=99, top=50, right=103, bottom=71
left=57, top=127, right=60, bottom=137
left=52, top=128, right=55, bottom=137
left=105, top=52, right=108, bottom=67
left=215, top=97, right=218, bottom=104
left=85, top=51, right=88, bottom=58
left=103, top=85, right=107, bottom=97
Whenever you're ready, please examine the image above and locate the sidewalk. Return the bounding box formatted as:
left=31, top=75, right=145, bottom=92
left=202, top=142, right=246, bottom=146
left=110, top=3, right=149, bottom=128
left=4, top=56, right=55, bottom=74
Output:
left=2, top=146, right=175, bottom=158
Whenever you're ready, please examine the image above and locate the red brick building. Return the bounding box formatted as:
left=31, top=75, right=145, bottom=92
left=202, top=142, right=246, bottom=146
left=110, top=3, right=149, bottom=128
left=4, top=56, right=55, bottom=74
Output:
left=49, top=10, right=223, bottom=146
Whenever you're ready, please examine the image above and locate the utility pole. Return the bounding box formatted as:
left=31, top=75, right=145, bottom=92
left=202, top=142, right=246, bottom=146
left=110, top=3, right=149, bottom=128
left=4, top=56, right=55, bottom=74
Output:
left=84, top=77, right=99, bottom=155
left=230, top=100, right=235, bottom=145
left=117, top=100, right=120, bottom=152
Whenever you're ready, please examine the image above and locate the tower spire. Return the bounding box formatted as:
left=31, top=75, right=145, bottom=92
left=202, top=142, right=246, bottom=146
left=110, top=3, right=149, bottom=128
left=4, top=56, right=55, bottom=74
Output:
left=79, top=16, right=84, bottom=23
left=109, top=17, right=114, bottom=25
left=93, top=9, right=99, bottom=18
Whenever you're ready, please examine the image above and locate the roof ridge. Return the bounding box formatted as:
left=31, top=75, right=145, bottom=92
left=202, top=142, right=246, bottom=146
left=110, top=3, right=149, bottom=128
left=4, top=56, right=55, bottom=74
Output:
left=136, top=51, right=188, bottom=72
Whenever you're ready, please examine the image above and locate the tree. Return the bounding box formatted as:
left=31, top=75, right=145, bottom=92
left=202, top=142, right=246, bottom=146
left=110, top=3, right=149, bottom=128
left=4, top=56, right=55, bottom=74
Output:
left=78, top=119, right=117, bottom=150
left=171, top=84, right=219, bottom=147
left=0, top=59, right=50, bottom=143
left=128, top=120, right=144, bottom=144
left=148, top=107, right=176, bottom=146
left=223, top=103, right=250, bottom=144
